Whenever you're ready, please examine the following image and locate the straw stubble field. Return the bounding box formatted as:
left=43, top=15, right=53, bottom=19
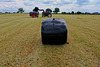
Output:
left=0, top=14, right=100, bottom=67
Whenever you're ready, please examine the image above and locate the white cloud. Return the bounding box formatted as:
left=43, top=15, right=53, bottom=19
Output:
left=89, top=0, right=100, bottom=2
left=60, top=4, right=79, bottom=12
left=65, top=0, right=72, bottom=2
left=64, top=0, right=76, bottom=2
left=0, top=0, right=100, bottom=12
left=56, top=0, right=61, bottom=3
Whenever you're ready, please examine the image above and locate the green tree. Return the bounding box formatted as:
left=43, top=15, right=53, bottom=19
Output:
left=46, top=8, right=52, bottom=12
left=53, top=8, right=60, bottom=14
left=61, top=12, right=67, bottom=14
left=71, top=11, right=74, bottom=14
left=18, top=8, right=24, bottom=13
left=17, top=11, right=19, bottom=13
left=5, top=12, right=8, bottom=13
left=53, top=11, right=56, bottom=14
left=77, top=11, right=82, bottom=14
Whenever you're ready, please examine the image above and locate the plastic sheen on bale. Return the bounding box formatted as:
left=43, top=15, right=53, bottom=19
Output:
left=41, top=18, right=67, bottom=44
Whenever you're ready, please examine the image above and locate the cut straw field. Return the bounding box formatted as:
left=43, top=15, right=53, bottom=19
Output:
left=0, top=14, right=100, bottom=67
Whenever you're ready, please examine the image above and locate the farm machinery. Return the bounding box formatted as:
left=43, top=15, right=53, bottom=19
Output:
left=39, top=9, right=52, bottom=17
left=29, top=7, right=39, bottom=17
left=30, top=7, right=52, bottom=18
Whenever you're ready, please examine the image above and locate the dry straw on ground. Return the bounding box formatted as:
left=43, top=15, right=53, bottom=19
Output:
left=0, top=14, right=100, bottom=67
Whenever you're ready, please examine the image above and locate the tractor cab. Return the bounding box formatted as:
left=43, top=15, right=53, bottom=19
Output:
left=39, top=9, right=52, bottom=17
left=46, top=10, right=51, bottom=13
left=42, top=10, right=52, bottom=17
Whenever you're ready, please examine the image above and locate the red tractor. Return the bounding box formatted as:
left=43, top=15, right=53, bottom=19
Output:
left=39, top=9, right=52, bottom=17
left=30, top=7, right=52, bottom=18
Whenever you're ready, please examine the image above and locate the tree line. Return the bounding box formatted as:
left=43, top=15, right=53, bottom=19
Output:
left=1, top=8, right=60, bottom=14
left=61, top=11, right=100, bottom=14
left=1, top=7, right=100, bottom=15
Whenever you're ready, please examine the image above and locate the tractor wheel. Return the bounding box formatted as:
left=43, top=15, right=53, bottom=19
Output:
left=48, top=14, right=52, bottom=17
left=36, top=16, right=38, bottom=17
left=42, top=14, right=45, bottom=17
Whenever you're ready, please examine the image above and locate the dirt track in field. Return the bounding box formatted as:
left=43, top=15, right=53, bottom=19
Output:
left=0, top=14, right=100, bottom=67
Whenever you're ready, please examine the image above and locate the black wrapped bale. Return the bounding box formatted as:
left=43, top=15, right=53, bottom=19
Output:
left=41, top=18, right=67, bottom=44
left=31, top=11, right=39, bottom=15
left=29, top=11, right=39, bottom=16
left=29, top=12, right=32, bottom=16
left=33, top=7, right=39, bottom=12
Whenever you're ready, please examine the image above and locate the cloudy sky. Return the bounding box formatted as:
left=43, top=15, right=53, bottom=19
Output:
left=0, top=0, right=100, bottom=13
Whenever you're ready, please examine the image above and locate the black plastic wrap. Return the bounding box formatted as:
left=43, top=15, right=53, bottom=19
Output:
left=32, top=11, right=39, bottom=15
left=33, top=7, right=39, bottom=11
left=41, top=18, right=67, bottom=44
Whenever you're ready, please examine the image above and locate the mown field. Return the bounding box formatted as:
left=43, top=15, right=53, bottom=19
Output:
left=0, top=14, right=100, bottom=67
